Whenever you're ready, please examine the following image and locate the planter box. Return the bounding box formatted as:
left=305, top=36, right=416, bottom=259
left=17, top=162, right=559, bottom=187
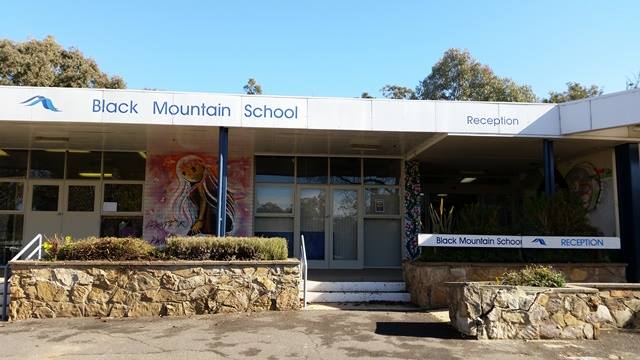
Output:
left=446, top=282, right=640, bottom=340
left=447, top=282, right=604, bottom=340
left=403, top=261, right=627, bottom=308
left=8, top=259, right=300, bottom=321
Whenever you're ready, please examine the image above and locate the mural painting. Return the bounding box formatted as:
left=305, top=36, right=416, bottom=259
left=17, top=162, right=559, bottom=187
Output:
left=144, top=153, right=251, bottom=244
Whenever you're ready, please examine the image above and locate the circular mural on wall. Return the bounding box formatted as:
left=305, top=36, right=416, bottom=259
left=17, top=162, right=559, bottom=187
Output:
left=565, top=162, right=601, bottom=212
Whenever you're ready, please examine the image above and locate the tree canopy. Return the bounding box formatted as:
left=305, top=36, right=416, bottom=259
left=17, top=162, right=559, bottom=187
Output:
left=381, top=85, right=416, bottom=99
left=543, top=82, right=603, bottom=103
left=415, top=49, right=537, bottom=102
left=0, top=36, right=125, bottom=88
left=243, top=78, right=262, bottom=95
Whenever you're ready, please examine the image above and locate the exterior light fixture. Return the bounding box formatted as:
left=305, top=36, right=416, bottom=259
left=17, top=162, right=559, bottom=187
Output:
left=437, top=193, right=448, bottom=197
left=460, top=177, right=477, bottom=183
left=0, top=149, right=8, bottom=157
left=138, top=151, right=147, bottom=159
left=79, top=172, right=112, bottom=178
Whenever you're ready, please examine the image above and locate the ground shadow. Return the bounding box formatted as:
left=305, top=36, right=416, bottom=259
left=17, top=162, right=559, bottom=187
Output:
left=375, top=322, right=464, bottom=339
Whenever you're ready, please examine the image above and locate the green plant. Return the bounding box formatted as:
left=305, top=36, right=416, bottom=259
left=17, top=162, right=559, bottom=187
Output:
left=455, top=203, right=504, bottom=234
left=498, top=265, right=566, bottom=287
left=428, top=198, right=454, bottom=233
left=163, top=236, right=288, bottom=261
left=520, top=191, right=602, bottom=236
left=47, top=237, right=156, bottom=261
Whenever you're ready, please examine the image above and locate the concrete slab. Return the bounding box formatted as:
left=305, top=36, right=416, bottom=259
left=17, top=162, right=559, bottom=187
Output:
left=0, top=310, right=639, bottom=360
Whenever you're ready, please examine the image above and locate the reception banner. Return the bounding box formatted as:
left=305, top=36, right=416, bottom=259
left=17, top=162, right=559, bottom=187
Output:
left=418, top=234, right=621, bottom=250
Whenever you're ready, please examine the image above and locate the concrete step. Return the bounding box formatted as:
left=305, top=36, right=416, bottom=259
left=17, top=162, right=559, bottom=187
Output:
left=306, top=291, right=411, bottom=303
left=305, top=280, right=406, bottom=292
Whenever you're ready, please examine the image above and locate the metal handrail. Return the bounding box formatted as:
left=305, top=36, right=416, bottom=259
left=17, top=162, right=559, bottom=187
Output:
left=300, top=234, right=308, bottom=308
left=2, top=234, right=42, bottom=321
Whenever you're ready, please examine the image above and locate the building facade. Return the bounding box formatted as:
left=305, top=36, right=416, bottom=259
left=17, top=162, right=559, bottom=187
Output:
left=1, top=86, right=639, bottom=279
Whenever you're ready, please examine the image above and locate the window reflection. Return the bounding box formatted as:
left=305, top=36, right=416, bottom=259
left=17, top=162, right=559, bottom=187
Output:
left=0, top=149, right=28, bottom=178
left=364, top=158, right=400, bottom=185
left=365, top=188, right=399, bottom=215
left=297, top=157, right=328, bottom=184
left=255, top=156, right=294, bottom=183
left=29, top=150, right=65, bottom=179
left=255, top=185, right=293, bottom=213
left=0, top=182, right=24, bottom=211
left=330, top=158, right=361, bottom=184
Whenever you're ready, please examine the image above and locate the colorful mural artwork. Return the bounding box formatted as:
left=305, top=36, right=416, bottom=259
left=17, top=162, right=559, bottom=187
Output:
left=565, top=162, right=612, bottom=212
left=403, top=160, right=422, bottom=259
left=143, top=153, right=251, bottom=245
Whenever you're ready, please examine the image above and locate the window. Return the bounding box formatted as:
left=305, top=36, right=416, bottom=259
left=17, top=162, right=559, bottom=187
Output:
left=255, top=185, right=293, bottom=214
left=0, top=149, right=28, bottom=178
left=330, top=157, right=361, bottom=184
left=67, top=151, right=102, bottom=180
left=103, top=152, right=146, bottom=180
left=0, top=182, right=24, bottom=211
left=103, top=184, right=143, bottom=212
left=0, top=214, right=23, bottom=264
left=364, top=158, right=400, bottom=185
left=31, top=185, right=60, bottom=211
left=100, top=216, right=143, bottom=238
left=29, top=150, right=65, bottom=179
left=67, top=185, right=95, bottom=212
left=255, top=156, right=294, bottom=183
left=297, top=157, right=328, bottom=184
left=365, top=188, right=399, bottom=215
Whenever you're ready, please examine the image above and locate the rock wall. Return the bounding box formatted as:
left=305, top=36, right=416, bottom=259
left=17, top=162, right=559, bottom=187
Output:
left=403, top=261, right=627, bottom=308
left=447, top=282, right=640, bottom=340
left=8, top=260, right=300, bottom=320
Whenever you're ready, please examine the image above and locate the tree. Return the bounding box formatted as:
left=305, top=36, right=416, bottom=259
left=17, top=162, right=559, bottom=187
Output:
left=627, top=71, right=640, bottom=90
left=0, top=36, right=125, bottom=88
left=416, top=48, right=537, bottom=102
left=360, top=92, right=374, bottom=99
left=543, top=82, right=603, bottom=103
left=381, top=85, right=416, bottom=99
left=243, top=78, right=262, bottom=95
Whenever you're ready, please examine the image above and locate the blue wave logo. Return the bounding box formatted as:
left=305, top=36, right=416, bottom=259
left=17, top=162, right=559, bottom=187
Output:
left=21, top=96, right=61, bottom=112
left=532, top=238, right=547, bottom=246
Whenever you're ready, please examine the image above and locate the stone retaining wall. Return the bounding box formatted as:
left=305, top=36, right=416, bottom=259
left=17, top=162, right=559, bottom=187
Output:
left=403, top=262, right=627, bottom=308
left=8, top=260, right=300, bottom=321
left=447, top=282, right=640, bottom=340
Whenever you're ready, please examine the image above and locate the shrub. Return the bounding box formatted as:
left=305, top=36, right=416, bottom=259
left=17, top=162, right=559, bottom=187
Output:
left=163, top=236, right=288, bottom=261
left=520, top=191, right=602, bottom=236
left=43, top=236, right=156, bottom=261
left=498, top=265, right=566, bottom=288
left=455, top=203, right=505, bottom=234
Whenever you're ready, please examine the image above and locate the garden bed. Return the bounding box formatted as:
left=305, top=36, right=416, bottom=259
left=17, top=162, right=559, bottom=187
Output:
left=403, top=261, right=627, bottom=308
left=8, top=259, right=300, bottom=320
left=446, top=282, right=640, bottom=340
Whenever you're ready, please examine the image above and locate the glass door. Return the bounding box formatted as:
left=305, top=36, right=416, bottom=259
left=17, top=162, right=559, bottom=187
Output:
left=24, top=180, right=63, bottom=241
left=330, top=187, right=363, bottom=268
left=62, top=181, right=101, bottom=239
left=298, top=186, right=328, bottom=268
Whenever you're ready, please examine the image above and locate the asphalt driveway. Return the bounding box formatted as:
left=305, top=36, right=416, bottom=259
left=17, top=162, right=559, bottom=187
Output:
left=0, top=310, right=639, bottom=360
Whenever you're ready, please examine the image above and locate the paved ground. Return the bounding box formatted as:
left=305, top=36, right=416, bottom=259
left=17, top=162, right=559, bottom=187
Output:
left=1, top=310, right=639, bottom=360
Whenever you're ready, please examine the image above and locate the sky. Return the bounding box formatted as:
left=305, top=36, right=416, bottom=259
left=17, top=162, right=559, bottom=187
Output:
left=2, top=1, right=639, bottom=99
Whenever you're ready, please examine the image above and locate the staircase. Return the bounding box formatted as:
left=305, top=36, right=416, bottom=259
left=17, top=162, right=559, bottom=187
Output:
left=305, top=280, right=411, bottom=303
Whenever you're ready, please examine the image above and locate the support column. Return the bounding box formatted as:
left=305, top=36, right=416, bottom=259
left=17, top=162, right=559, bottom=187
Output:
left=615, top=143, right=640, bottom=282
left=543, top=139, right=555, bottom=196
left=217, top=127, right=229, bottom=236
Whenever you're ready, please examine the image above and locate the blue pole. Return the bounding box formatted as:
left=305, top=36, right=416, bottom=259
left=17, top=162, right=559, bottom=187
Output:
left=615, top=143, right=640, bottom=282
left=543, top=139, right=555, bottom=196
left=217, top=127, right=229, bottom=236
left=2, top=265, right=10, bottom=321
